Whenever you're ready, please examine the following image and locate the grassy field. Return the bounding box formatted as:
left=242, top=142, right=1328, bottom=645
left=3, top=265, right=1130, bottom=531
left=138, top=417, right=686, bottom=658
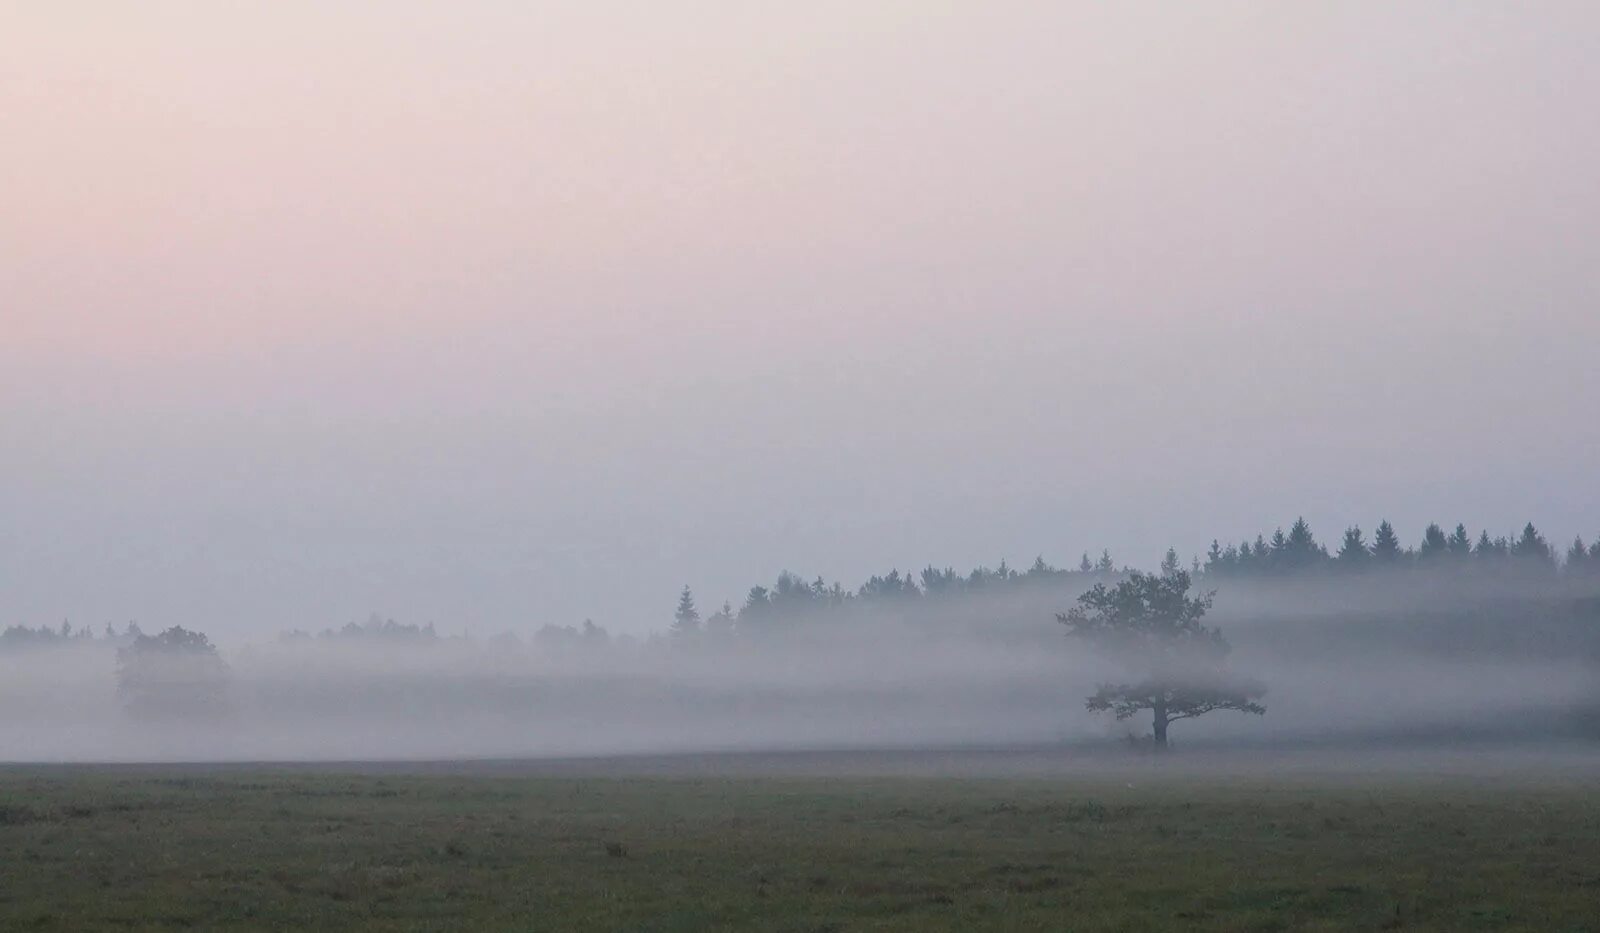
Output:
left=2, top=761, right=1598, bottom=931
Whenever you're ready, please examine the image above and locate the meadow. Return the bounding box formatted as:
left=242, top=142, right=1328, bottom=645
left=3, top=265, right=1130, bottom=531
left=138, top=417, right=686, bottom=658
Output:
left=2, top=757, right=1597, bottom=931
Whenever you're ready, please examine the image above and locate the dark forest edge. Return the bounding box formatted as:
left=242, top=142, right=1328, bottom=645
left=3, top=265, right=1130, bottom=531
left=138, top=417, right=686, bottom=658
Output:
left=5, top=518, right=1599, bottom=652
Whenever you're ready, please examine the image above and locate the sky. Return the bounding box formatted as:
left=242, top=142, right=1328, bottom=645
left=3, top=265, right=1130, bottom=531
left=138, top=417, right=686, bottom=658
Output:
left=3, top=2, right=1598, bottom=641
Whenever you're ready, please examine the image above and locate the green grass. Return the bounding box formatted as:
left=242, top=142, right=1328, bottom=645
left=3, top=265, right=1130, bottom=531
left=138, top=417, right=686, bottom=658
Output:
left=2, top=765, right=1598, bottom=931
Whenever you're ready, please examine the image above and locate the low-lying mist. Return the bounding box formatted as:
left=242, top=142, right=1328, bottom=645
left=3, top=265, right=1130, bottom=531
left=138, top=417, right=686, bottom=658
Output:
left=4, top=559, right=1596, bottom=764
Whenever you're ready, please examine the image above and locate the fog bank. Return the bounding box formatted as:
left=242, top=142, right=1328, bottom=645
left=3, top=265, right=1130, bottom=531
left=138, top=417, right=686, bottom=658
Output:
left=4, top=568, right=1595, bottom=763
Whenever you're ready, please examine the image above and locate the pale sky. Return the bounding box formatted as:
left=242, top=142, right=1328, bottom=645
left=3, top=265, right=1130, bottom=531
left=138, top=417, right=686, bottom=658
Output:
left=3, top=2, right=1598, bottom=640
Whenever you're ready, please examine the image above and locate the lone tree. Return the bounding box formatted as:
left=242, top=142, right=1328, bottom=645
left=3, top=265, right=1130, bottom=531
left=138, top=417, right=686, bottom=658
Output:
left=1058, top=570, right=1264, bottom=750
left=116, top=626, right=230, bottom=720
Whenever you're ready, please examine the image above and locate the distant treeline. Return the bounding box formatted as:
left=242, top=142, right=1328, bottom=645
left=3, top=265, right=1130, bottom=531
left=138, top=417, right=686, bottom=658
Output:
left=0, top=614, right=629, bottom=660
left=1200, top=519, right=1595, bottom=579
left=0, top=620, right=144, bottom=649
left=667, top=518, right=1600, bottom=640
left=5, top=518, right=1597, bottom=653
left=278, top=616, right=441, bottom=643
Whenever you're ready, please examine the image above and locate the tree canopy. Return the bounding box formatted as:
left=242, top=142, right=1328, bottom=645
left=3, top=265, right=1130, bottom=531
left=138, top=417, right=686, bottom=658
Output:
left=1057, top=570, right=1264, bottom=749
left=115, top=626, right=230, bottom=720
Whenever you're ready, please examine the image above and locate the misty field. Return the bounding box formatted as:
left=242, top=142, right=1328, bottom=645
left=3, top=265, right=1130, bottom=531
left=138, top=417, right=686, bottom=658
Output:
left=2, top=762, right=1598, bottom=931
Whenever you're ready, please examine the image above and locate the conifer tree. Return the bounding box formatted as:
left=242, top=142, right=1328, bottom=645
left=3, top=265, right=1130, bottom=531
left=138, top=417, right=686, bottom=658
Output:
left=705, top=601, right=735, bottom=637
left=1281, top=517, right=1324, bottom=572
left=1565, top=537, right=1589, bottom=575
left=1268, top=528, right=1290, bottom=570
left=1512, top=523, right=1554, bottom=566
left=671, top=586, right=702, bottom=638
left=1371, top=520, right=1403, bottom=565
left=1336, top=526, right=1370, bottom=570
left=1418, top=523, right=1450, bottom=561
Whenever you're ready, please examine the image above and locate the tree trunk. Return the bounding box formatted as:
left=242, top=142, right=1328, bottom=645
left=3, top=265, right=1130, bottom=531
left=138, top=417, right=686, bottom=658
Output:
left=1152, top=702, right=1169, bottom=751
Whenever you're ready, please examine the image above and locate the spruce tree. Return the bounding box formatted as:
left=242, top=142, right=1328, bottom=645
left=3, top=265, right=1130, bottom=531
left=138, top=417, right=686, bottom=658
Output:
left=1418, top=523, right=1449, bottom=561
left=1371, top=520, right=1403, bottom=565
left=671, top=586, right=702, bottom=638
left=1249, top=535, right=1269, bottom=574
left=1282, top=517, right=1323, bottom=572
left=704, top=601, right=735, bottom=637
left=1512, top=523, right=1554, bottom=566
left=1474, top=530, right=1496, bottom=559
left=1565, top=537, right=1589, bottom=575
left=1336, top=526, right=1370, bottom=570
left=1268, top=528, right=1290, bottom=572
